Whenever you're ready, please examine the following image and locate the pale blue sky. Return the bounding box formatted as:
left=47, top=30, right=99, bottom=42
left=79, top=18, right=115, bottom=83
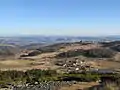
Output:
left=0, top=0, right=120, bottom=36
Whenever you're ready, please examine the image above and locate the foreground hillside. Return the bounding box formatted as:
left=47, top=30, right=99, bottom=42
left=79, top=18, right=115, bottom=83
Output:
left=0, top=41, right=120, bottom=89
left=0, top=41, right=119, bottom=71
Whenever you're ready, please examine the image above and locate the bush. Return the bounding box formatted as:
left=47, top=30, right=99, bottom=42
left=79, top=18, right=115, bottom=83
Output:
left=84, top=48, right=116, bottom=58
left=101, top=41, right=120, bottom=47
left=56, top=48, right=115, bottom=58
left=110, top=45, right=120, bottom=52
left=28, top=50, right=41, bottom=56
left=20, top=50, right=41, bottom=57
left=0, top=69, right=119, bottom=87
left=56, top=49, right=85, bottom=58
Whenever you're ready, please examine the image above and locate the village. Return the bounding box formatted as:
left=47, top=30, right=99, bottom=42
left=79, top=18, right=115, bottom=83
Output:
left=55, top=56, right=116, bottom=74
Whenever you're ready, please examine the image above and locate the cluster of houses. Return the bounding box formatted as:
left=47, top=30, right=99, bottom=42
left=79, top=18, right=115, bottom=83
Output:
left=55, top=58, right=93, bottom=73
left=55, top=58, right=116, bottom=74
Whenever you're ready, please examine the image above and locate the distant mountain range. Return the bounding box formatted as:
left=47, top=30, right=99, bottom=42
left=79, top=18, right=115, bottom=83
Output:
left=0, top=35, right=120, bottom=59
left=0, top=35, right=120, bottom=46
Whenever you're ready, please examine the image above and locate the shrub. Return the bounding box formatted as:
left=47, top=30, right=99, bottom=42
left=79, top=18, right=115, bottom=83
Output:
left=56, top=48, right=115, bottom=58
left=0, top=69, right=119, bottom=87
left=28, top=50, right=41, bottom=56
left=84, top=48, right=116, bottom=58
left=110, top=45, right=120, bottom=52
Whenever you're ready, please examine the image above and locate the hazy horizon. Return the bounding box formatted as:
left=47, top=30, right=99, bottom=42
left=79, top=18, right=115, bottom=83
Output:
left=0, top=0, right=120, bottom=36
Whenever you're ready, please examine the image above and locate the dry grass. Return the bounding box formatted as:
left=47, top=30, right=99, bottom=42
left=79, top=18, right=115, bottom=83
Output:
left=0, top=60, right=35, bottom=71
left=0, top=58, right=56, bottom=71
left=22, top=52, right=58, bottom=59
left=93, top=60, right=120, bottom=69
left=60, top=82, right=99, bottom=90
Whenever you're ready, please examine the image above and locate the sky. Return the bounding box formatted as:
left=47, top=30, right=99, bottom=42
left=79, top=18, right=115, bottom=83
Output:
left=0, top=0, right=120, bottom=36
